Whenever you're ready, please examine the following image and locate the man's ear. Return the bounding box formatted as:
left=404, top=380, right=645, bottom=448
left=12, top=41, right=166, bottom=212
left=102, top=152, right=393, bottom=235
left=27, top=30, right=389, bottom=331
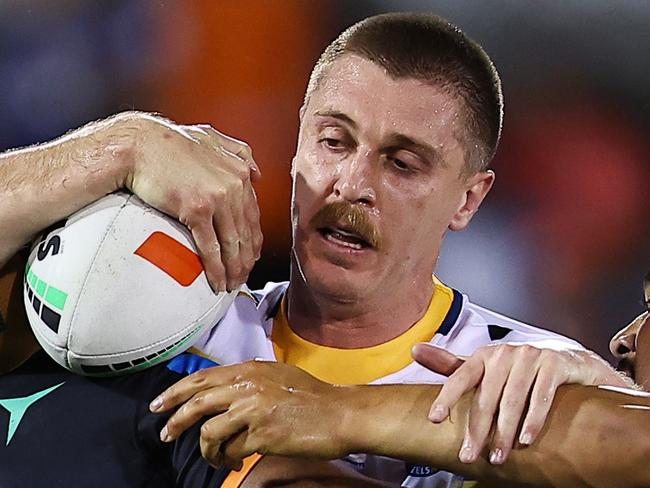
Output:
left=448, top=170, right=495, bottom=231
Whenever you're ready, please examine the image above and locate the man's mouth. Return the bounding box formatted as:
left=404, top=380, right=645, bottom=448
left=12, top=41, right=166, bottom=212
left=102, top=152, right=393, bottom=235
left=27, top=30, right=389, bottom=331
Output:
left=318, top=226, right=373, bottom=250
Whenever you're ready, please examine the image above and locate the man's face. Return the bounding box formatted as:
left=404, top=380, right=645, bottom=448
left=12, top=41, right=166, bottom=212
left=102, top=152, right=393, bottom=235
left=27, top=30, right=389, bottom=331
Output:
left=290, top=54, right=492, bottom=302
left=610, top=279, right=650, bottom=388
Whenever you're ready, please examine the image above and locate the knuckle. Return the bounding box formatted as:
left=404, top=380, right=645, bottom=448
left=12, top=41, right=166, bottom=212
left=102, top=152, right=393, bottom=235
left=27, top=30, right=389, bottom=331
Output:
left=166, top=416, right=179, bottom=431
left=190, top=393, right=207, bottom=409
left=200, top=421, right=214, bottom=440
left=538, top=348, right=556, bottom=361
left=240, top=226, right=252, bottom=242
left=518, top=344, right=534, bottom=355
left=236, top=164, right=250, bottom=180
left=212, top=188, right=227, bottom=204
left=190, top=369, right=209, bottom=385
left=477, top=344, right=499, bottom=359
left=498, top=344, right=515, bottom=356
left=476, top=395, right=494, bottom=412
left=502, top=396, right=523, bottom=410
left=243, top=256, right=256, bottom=270
left=238, top=142, right=253, bottom=159
left=522, top=344, right=544, bottom=357
left=241, top=360, right=255, bottom=371
left=239, top=361, right=257, bottom=376
left=183, top=198, right=212, bottom=224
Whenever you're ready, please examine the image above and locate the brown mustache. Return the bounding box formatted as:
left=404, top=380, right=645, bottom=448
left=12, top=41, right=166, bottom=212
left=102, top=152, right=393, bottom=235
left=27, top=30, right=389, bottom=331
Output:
left=617, top=358, right=636, bottom=381
left=309, top=202, right=380, bottom=249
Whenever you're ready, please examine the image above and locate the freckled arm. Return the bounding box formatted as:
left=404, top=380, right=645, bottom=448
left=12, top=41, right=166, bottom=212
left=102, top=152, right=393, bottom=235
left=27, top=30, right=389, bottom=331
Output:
left=0, top=113, right=139, bottom=268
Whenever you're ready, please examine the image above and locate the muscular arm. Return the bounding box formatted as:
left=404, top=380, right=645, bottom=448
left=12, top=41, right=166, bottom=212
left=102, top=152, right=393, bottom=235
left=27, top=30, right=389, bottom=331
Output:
left=0, top=112, right=262, bottom=289
left=155, top=361, right=650, bottom=488
left=336, top=382, right=649, bottom=487
left=0, top=114, right=134, bottom=267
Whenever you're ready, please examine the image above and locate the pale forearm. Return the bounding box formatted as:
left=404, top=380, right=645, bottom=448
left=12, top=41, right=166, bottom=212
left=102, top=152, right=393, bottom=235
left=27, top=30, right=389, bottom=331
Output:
left=0, top=113, right=141, bottom=267
left=338, top=384, right=650, bottom=487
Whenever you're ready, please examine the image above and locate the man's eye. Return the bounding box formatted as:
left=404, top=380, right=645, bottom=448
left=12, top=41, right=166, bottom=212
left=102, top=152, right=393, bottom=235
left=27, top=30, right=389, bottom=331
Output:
left=387, top=156, right=411, bottom=172
left=393, top=158, right=409, bottom=170
left=321, top=138, right=344, bottom=149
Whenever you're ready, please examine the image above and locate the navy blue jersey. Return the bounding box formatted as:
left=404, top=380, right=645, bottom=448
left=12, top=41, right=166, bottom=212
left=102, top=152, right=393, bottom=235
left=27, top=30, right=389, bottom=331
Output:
left=0, top=350, right=228, bottom=487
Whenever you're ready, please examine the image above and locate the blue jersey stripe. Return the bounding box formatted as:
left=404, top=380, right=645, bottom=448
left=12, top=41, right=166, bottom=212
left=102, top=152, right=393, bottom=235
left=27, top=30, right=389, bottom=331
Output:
left=167, top=353, right=218, bottom=375
left=437, top=289, right=463, bottom=336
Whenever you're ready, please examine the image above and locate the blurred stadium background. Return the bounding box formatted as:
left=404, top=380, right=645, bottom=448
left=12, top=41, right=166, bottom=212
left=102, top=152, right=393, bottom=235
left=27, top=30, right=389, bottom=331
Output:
left=1, top=0, right=648, bottom=358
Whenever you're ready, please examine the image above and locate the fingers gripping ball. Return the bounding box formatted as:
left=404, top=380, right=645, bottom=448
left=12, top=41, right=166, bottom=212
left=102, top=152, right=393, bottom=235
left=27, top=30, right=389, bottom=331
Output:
left=24, top=191, right=238, bottom=376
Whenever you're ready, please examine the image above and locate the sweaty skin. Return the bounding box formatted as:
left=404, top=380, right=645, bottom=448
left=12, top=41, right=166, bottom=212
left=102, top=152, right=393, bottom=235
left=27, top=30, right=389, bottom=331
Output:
left=288, top=54, right=494, bottom=349
left=153, top=360, right=650, bottom=488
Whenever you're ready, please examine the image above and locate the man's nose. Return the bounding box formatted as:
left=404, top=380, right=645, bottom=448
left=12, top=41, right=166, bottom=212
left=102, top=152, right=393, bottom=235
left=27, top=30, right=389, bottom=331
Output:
left=610, top=328, right=637, bottom=359
left=332, top=150, right=376, bottom=206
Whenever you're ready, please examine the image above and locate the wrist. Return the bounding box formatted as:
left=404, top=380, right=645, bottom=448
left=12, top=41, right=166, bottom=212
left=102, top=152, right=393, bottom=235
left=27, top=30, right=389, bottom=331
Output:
left=100, top=112, right=152, bottom=191
left=332, top=384, right=386, bottom=455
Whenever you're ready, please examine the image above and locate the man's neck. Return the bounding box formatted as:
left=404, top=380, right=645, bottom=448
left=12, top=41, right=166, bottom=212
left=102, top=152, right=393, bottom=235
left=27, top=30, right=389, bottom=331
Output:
left=286, top=271, right=435, bottom=349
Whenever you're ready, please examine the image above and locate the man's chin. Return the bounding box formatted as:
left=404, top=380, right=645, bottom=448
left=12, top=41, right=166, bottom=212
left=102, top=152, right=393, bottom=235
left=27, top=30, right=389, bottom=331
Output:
left=298, top=263, right=372, bottom=303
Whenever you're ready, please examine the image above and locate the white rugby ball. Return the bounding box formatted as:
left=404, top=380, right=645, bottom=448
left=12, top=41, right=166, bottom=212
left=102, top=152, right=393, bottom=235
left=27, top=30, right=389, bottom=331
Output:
left=24, top=191, right=237, bottom=376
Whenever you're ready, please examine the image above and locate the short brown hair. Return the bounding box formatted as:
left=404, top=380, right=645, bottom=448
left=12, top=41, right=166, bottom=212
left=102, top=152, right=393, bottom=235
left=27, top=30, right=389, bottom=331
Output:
left=305, top=12, right=503, bottom=174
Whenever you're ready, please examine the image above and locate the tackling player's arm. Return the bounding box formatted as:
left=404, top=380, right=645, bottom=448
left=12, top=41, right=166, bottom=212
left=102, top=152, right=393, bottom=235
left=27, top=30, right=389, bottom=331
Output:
left=0, top=112, right=262, bottom=290
left=153, top=361, right=650, bottom=488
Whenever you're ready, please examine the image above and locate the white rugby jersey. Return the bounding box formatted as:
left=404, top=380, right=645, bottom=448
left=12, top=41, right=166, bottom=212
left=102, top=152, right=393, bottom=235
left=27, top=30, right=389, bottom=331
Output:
left=192, top=279, right=582, bottom=488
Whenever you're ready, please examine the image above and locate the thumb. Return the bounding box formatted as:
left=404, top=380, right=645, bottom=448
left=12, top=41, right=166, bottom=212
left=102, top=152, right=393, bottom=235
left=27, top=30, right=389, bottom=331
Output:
left=412, top=343, right=465, bottom=377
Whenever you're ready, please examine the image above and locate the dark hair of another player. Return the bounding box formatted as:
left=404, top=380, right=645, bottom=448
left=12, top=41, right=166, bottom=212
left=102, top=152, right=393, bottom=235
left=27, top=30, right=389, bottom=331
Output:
left=304, top=12, right=504, bottom=175
left=644, top=269, right=650, bottom=286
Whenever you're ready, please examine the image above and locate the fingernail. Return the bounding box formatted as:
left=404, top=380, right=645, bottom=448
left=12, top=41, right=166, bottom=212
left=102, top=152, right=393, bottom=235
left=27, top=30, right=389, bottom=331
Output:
left=459, top=441, right=475, bottom=463
left=150, top=396, right=163, bottom=412
left=160, top=426, right=170, bottom=442
left=490, top=448, right=504, bottom=465
left=519, top=431, right=533, bottom=445
left=428, top=405, right=447, bottom=422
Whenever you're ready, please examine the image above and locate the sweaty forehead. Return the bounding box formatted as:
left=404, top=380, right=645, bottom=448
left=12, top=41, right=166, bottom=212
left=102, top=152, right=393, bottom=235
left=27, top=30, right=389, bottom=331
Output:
left=307, top=54, right=466, bottom=146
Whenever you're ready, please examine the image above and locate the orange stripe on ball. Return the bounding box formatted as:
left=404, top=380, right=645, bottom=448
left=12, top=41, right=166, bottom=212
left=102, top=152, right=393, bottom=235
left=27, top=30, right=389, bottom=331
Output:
left=135, top=231, right=203, bottom=286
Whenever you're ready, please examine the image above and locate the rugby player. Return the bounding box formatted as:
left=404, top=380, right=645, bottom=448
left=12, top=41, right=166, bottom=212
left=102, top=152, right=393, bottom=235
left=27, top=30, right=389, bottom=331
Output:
left=0, top=12, right=624, bottom=487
